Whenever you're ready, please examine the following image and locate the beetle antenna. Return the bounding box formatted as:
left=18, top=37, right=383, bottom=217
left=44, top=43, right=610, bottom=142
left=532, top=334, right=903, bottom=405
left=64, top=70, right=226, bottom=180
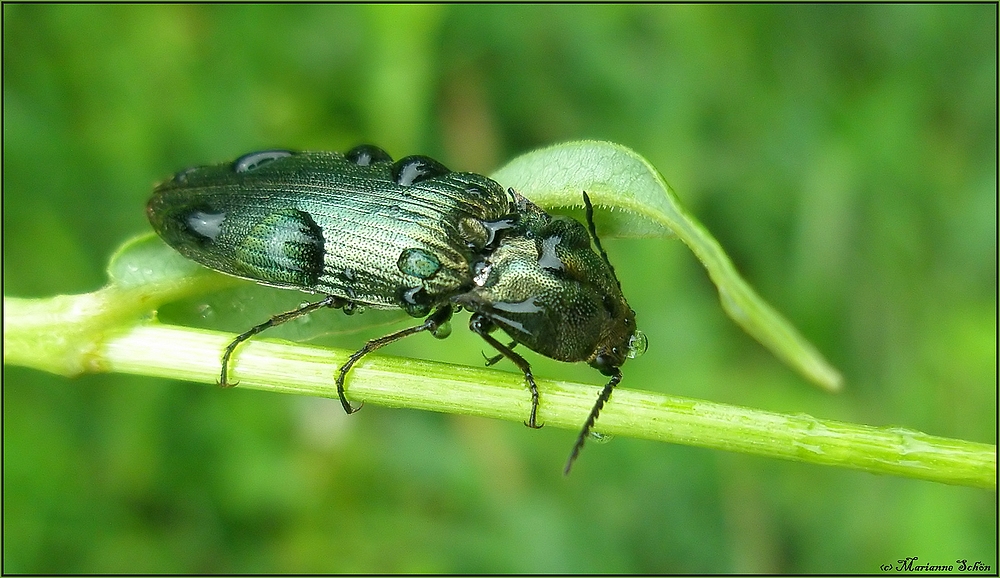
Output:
left=582, top=191, right=621, bottom=290
left=564, top=368, right=622, bottom=475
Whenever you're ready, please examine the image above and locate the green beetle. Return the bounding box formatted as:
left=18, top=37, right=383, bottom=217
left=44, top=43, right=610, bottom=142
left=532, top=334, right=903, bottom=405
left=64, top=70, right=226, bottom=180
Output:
left=148, top=145, right=646, bottom=473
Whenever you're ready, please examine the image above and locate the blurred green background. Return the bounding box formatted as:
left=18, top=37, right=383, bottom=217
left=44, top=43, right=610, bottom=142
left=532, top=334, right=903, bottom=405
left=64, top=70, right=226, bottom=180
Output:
left=3, top=4, right=995, bottom=573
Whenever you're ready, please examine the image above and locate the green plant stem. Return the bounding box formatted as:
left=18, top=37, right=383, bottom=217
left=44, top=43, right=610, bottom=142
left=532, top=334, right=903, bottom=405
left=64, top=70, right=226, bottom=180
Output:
left=4, top=295, right=994, bottom=489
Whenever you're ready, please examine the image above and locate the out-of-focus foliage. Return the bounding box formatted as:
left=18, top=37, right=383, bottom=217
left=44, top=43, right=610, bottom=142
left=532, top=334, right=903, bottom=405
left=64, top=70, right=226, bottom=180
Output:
left=3, top=4, right=995, bottom=573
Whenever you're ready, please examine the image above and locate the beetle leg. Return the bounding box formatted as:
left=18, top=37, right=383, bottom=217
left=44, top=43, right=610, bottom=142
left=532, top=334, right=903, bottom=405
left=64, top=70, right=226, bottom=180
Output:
left=220, top=294, right=345, bottom=387
left=469, top=314, right=542, bottom=429
left=563, top=368, right=622, bottom=475
left=335, top=305, right=454, bottom=415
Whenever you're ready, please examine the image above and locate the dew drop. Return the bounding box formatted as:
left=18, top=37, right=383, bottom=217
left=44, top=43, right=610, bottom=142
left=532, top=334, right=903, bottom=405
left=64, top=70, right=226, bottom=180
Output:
left=197, top=303, right=215, bottom=320
left=627, top=330, right=648, bottom=359
left=233, top=150, right=293, bottom=173
left=399, top=286, right=432, bottom=317
left=186, top=210, right=226, bottom=242
left=397, top=248, right=441, bottom=279
left=345, top=144, right=392, bottom=166
left=173, top=166, right=198, bottom=184
left=432, top=320, right=452, bottom=339
left=590, top=431, right=614, bottom=444
left=391, top=155, right=450, bottom=186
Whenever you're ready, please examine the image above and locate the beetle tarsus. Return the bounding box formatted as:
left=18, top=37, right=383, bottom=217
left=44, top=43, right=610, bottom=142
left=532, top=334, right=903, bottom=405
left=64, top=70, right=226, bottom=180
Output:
left=218, top=363, right=239, bottom=389
left=334, top=365, right=364, bottom=414
left=470, top=315, right=543, bottom=429
left=523, top=369, right=541, bottom=429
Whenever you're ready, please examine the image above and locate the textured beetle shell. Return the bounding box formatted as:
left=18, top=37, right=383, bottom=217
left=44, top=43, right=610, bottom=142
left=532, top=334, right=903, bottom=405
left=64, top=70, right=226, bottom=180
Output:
left=148, top=151, right=517, bottom=315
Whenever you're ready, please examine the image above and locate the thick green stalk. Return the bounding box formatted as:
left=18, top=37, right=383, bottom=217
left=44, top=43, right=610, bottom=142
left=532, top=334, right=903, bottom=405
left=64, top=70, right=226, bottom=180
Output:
left=4, top=295, right=994, bottom=489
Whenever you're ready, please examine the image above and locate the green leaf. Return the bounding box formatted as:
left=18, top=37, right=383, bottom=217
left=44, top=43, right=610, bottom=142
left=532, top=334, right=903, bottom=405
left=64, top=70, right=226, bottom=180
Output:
left=491, top=140, right=843, bottom=392
left=106, top=233, right=235, bottom=293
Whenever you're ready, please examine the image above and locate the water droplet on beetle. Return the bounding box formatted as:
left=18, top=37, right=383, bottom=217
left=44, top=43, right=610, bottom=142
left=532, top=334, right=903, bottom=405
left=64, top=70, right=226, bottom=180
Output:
left=627, top=330, right=648, bottom=359
left=399, top=286, right=432, bottom=317
left=391, top=155, right=450, bottom=186
left=537, top=234, right=565, bottom=272
left=233, top=150, right=293, bottom=173
left=186, top=210, right=226, bottom=241
left=397, top=248, right=441, bottom=279
left=345, top=144, right=392, bottom=166
left=432, top=320, right=452, bottom=339
left=173, top=166, right=198, bottom=183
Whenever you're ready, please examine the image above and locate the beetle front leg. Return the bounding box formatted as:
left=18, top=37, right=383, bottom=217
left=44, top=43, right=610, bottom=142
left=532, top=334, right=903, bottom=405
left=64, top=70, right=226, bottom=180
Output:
left=469, top=314, right=542, bottom=429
